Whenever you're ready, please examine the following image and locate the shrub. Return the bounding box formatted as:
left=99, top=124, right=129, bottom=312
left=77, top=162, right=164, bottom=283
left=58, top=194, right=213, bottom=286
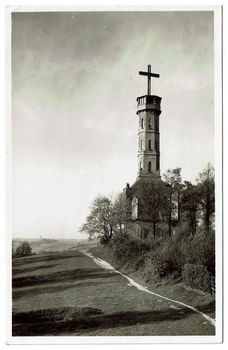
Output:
left=111, top=234, right=140, bottom=259
left=144, top=238, right=182, bottom=279
left=182, top=263, right=211, bottom=292
left=109, top=228, right=215, bottom=292
left=180, top=232, right=215, bottom=275
left=13, top=241, right=32, bottom=258
left=134, top=254, right=145, bottom=270
left=110, top=233, right=151, bottom=268
left=147, top=252, right=171, bottom=277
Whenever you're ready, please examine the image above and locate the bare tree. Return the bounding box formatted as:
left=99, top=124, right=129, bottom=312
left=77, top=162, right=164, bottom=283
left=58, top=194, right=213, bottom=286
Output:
left=136, top=179, right=169, bottom=238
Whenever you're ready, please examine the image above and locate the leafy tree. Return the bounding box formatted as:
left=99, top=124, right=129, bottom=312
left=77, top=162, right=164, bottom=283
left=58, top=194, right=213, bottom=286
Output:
left=196, top=163, right=215, bottom=232
left=112, top=192, right=130, bottom=236
left=80, top=195, right=114, bottom=243
left=79, top=214, right=98, bottom=240
left=14, top=241, right=32, bottom=258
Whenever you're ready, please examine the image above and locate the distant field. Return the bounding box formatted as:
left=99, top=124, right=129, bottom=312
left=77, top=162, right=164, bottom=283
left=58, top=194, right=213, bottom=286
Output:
left=12, top=238, right=98, bottom=254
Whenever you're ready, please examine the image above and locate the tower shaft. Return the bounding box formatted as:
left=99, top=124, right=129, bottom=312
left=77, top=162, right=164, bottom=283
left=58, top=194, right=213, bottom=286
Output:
left=136, top=94, right=162, bottom=179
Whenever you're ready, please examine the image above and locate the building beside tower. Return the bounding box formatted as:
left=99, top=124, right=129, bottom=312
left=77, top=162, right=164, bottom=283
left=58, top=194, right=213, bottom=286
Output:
left=124, top=65, right=167, bottom=239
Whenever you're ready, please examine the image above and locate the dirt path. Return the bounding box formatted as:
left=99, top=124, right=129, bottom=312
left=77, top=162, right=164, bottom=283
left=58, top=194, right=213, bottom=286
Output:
left=82, top=250, right=215, bottom=327
left=12, top=249, right=215, bottom=336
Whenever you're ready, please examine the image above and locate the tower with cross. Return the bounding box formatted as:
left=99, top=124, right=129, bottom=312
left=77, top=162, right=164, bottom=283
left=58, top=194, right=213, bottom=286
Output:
left=123, top=65, right=164, bottom=238
left=137, top=65, right=162, bottom=179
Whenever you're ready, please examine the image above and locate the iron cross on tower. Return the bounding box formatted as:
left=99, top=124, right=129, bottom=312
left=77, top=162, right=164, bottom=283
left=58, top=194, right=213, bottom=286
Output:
left=139, top=65, right=160, bottom=95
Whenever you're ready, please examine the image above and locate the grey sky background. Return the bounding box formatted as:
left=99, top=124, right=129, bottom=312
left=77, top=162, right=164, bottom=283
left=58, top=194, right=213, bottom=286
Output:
left=12, top=11, right=214, bottom=239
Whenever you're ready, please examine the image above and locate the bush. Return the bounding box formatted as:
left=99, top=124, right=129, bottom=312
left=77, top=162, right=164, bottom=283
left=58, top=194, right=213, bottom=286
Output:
left=182, top=263, right=211, bottom=292
left=109, top=229, right=215, bottom=293
left=13, top=241, right=32, bottom=258
left=180, top=232, right=215, bottom=275
left=110, top=233, right=151, bottom=268
left=111, top=234, right=139, bottom=259
left=146, top=252, right=171, bottom=278
left=144, top=238, right=182, bottom=279
left=143, top=232, right=215, bottom=291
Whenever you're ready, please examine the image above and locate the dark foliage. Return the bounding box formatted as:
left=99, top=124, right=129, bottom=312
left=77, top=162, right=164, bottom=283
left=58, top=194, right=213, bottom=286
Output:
left=182, top=264, right=211, bottom=292
left=13, top=241, right=32, bottom=258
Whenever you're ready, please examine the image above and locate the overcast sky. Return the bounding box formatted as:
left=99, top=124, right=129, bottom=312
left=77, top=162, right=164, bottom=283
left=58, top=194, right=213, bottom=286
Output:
left=12, top=10, right=214, bottom=239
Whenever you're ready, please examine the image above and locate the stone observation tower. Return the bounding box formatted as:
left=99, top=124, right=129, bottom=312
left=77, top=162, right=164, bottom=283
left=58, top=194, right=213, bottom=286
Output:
left=124, top=65, right=163, bottom=238
left=137, top=65, right=162, bottom=179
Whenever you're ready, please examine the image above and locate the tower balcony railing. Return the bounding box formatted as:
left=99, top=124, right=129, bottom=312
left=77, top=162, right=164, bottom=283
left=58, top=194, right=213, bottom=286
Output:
left=136, top=95, right=161, bottom=108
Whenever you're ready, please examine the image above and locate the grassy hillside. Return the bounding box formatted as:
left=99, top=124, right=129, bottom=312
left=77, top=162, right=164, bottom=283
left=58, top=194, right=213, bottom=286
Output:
left=12, top=247, right=215, bottom=336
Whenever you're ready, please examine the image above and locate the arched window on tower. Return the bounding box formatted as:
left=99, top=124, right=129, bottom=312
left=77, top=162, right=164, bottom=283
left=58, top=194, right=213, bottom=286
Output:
left=141, top=118, right=144, bottom=129
left=155, top=116, right=159, bottom=130
left=140, top=140, right=143, bottom=150
left=148, top=161, right=152, bottom=173
left=148, top=139, right=152, bottom=150
left=148, top=117, right=152, bottom=129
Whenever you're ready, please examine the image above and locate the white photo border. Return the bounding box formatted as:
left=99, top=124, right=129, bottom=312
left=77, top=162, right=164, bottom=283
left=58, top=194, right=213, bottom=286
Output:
left=5, top=4, right=223, bottom=345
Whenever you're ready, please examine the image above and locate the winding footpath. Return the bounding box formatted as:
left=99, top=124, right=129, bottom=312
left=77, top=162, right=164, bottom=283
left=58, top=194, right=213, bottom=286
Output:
left=83, top=250, right=215, bottom=328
